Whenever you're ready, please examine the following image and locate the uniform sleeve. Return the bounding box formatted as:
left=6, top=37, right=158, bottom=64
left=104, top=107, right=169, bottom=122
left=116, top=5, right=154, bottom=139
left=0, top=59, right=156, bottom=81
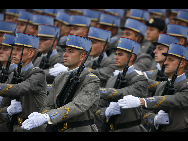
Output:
left=145, top=83, right=188, bottom=110
left=45, top=77, right=100, bottom=125
left=0, top=70, right=46, bottom=97
left=100, top=75, right=148, bottom=101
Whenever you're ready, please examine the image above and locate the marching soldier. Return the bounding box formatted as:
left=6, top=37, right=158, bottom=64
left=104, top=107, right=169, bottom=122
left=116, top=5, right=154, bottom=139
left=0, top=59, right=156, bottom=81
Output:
left=4, top=9, right=25, bottom=23
left=33, top=24, right=64, bottom=84
left=95, top=37, right=148, bottom=132
left=173, top=9, right=188, bottom=27
left=21, top=34, right=100, bottom=132
left=0, top=32, right=47, bottom=132
left=86, top=27, right=118, bottom=87
left=117, top=43, right=188, bottom=132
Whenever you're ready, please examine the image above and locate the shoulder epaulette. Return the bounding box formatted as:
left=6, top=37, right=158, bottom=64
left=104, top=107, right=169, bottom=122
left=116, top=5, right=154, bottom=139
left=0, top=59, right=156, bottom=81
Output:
left=32, top=67, right=40, bottom=70
left=88, top=74, right=98, bottom=78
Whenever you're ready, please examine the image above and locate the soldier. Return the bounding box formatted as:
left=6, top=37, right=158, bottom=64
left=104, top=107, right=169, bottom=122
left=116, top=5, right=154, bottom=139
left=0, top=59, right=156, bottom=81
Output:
left=21, top=34, right=100, bottom=132
left=16, top=11, right=34, bottom=34
left=95, top=37, right=148, bottom=132
left=86, top=27, right=118, bottom=87
left=173, top=9, right=188, bottom=27
left=118, top=43, right=188, bottom=132
left=0, top=32, right=47, bottom=132
left=33, top=24, right=64, bottom=84
left=4, top=9, right=25, bottom=23
left=68, top=15, right=91, bottom=37
left=129, top=9, right=149, bottom=23
left=148, top=9, right=166, bottom=20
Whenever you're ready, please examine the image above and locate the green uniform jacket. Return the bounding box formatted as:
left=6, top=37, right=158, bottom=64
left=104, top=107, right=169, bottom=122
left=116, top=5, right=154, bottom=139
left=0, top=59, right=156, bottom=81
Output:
left=85, top=56, right=118, bottom=87
left=40, top=68, right=100, bottom=132
left=0, top=66, right=47, bottom=132
left=96, top=69, right=148, bottom=132
left=33, top=52, right=64, bottom=84
left=143, top=75, right=188, bottom=131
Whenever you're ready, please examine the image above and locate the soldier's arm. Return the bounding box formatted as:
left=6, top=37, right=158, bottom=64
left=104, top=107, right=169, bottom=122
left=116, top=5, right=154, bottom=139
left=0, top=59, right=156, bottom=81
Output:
left=100, top=75, right=148, bottom=102
left=43, top=76, right=100, bottom=125
left=0, top=69, right=46, bottom=97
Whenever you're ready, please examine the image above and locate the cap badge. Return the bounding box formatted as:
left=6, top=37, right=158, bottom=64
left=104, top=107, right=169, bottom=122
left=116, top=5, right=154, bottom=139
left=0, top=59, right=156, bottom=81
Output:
left=149, top=18, right=154, bottom=24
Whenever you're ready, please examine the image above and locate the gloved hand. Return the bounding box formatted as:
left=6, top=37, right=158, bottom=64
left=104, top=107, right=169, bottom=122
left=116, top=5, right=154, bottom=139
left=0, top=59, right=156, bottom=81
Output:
left=49, top=63, right=68, bottom=76
left=7, top=99, right=22, bottom=116
left=21, top=112, right=50, bottom=130
left=154, top=110, right=169, bottom=128
left=105, top=102, right=121, bottom=120
left=118, top=95, right=141, bottom=109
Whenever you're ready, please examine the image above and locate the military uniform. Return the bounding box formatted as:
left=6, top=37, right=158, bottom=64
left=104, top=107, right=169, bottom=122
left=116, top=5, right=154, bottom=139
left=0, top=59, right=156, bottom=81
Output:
left=95, top=37, right=148, bottom=132
left=34, top=24, right=64, bottom=84
left=40, top=68, right=100, bottom=132
left=142, top=43, right=188, bottom=132
left=0, top=33, right=47, bottom=132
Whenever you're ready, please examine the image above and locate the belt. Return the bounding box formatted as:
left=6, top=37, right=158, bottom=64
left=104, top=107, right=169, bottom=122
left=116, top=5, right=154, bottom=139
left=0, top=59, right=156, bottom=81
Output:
left=110, top=119, right=141, bottom=131
left=58, top=119, right=94, bottom=131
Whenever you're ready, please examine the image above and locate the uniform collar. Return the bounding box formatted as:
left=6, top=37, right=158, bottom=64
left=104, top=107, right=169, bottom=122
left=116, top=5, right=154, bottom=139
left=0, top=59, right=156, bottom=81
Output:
left=168, top=73, right=186, bottom=84
left=9, top=63, right=17, bottom=71
left=21, top=62, right=33, bottom=73
left=42, top=49, right=57, bottom=58
left=113, top=65, right=135, bottom=76
left=92, top=52, right=107, bottom=61
left=66, top=67, right=86, bottom=77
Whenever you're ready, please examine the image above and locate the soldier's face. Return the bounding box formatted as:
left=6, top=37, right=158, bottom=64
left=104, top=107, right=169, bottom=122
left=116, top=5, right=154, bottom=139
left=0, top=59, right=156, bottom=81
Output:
left=90, top=39, right=104, bottom=58
left=153, top=45, right=168, bottom=63
left=38, top=37, right=54, bottom=54
left=63, top=47, right=85, bottom=70
left=12, top=46, right=32, bottom=66
left=146, top=26, right=161, bottom=42
left=164, top=55, right=183, bottom=78
left=122, top=29, right=138, bottom=41
left=114, top=49, right=129, bottom=71
left=0, top=45, right=12, bottom=66
left=70, top=26, right=88, bottom=37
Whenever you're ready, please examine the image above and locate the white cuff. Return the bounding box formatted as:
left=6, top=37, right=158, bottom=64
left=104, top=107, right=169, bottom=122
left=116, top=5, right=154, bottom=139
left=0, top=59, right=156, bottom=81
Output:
left=144, top=98, right=147, bottom=108
left=43, top=113, right=52, bottom=124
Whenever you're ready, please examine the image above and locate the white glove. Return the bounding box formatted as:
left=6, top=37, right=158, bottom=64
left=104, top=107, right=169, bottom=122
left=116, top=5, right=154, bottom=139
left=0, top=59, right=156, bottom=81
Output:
left=21, top=112, right=50, bottom=130
left=118, top=95, right=141, bottom=109
left=7, top=99, right=22, bottom=116
left=49, top=63, right=68, bottom=76
left=105, top=102, right=121, bottom=120
left=154, top=110, right=169, bottom=128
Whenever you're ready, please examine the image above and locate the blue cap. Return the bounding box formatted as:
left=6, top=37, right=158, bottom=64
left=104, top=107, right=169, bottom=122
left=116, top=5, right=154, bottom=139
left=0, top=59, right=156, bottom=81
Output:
left=83, top=9, right=103, bottom=21
left=69, top=15, right=91, bottom=27
left=167, top=24, right=188, bottom=39
left=55, top=11, right=70, bottom=25
left=0, top=21, right=16, bottom=34
left=117, top=37, right=140, bottom=55
left=38, top=24, right=60, bottom=38
left=153, top=33, right=180, bottom=47
left=66, top=34, right=91, bottom=52
left=0, top=13, right=4, bottom=21
left=1, top=33, right=16, bottom=47
left=43, top=9, right=64, bottom=16
left=14, top=32, right=39, bottom=49
left=99, top=13, right=121, bottom=27
left=105, top=9, right=125, bottom=18
left=174, top=10, right=188, bottom=23
left=32, top=9, right=45, bottom=13
left=165, top=43, right=188, bottom=60
left=148, top=9, right=166, bottom=17
left=69, top=9, right=83, bottom=14
left=6, top=9, right=25, bottom=16
left=33, top=15, right=54, bottom=25
left=17, top=11, right=34, bottom=23
left=171, top=9, right=179, bottom=14
left=121, top=18, right=147, bottom=36
left=88, top=27, right=111, bottom=42
left=129, top=9, right=149, bottom=22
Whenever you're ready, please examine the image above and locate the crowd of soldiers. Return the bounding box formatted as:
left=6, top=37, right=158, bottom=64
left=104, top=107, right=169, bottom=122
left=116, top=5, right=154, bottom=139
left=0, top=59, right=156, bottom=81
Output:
left=0, top=9, right=187, bottom=132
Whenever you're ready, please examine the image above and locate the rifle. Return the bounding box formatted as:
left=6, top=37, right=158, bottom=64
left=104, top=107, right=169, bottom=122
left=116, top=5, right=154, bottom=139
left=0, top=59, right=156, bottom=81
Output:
left=56, top=47, right=92, bottom=108
left=91, top=38, right=108, bottom=69
left=113, top=47, right=134, bottom=89
left=39, top=32, right=58, bottom=69
left=156, top=57, right=168, bottom=81
left=0, top=46, right=13, bottom=83
left=156, top=55, right=183, bottom=132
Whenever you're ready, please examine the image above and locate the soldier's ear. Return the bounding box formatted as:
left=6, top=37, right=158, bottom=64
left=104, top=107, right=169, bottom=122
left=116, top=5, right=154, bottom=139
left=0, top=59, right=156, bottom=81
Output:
left=80, top=53, right=86, bottom=62
left=28, top=49, right=35, bottom=59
